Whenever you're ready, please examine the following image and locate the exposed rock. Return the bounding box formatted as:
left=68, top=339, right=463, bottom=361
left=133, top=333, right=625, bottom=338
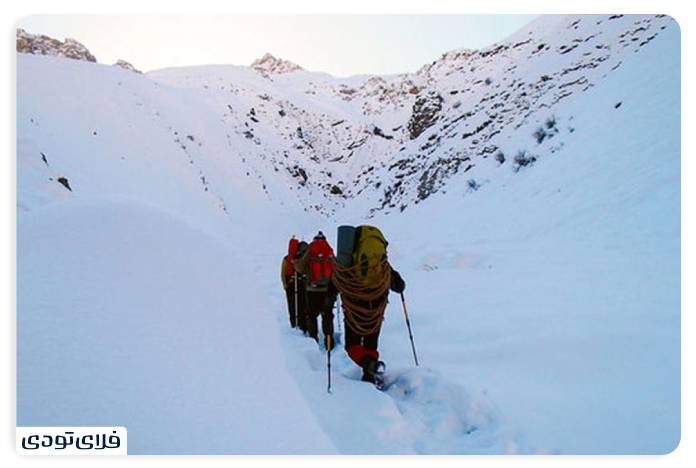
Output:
left=288, top=165, right=308, bottom=186
left=16, top=28, right=96, bottom=62
left=56, top=177, right=72, bottom=191
left=407, top=91, right=443, bottom=140
left=114, top=59, right=142, bottom=74
left=251, top=53, right=304, bottom=77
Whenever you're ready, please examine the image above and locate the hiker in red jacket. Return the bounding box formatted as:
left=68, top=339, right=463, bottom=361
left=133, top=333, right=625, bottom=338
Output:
left=293, top=231, right=336, bottom=350
left=281, top=238, right=308, bottom=332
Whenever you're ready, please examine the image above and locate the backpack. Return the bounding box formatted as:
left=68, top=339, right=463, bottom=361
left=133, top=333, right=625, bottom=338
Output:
left=352, top=225, right=388, bottom=288
left=285, top=238, right=298, bottom=276
left=307, top=239, right=334, bottom=291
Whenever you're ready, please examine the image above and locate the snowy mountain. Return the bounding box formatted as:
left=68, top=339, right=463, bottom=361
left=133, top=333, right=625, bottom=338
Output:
left=16, top=14, right=680, bottom=455
left=147, top=14, right=676, bottom=218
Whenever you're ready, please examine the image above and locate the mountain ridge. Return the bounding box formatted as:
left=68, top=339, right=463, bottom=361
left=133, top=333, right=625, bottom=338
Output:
left=17, top=14, right=677, bottom=219
left=145, top=14, right=676, bottom=217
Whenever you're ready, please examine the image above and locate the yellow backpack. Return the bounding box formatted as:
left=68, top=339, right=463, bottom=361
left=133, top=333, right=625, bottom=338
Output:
left=352, top=225, right=388, bottom=287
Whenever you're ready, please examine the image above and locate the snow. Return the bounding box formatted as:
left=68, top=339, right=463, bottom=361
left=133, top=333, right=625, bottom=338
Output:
left=17, top=198, right=335, bottom=454
left=16, top=14, right=680, bottom=454
left=369, top=21, right=680, bottom=453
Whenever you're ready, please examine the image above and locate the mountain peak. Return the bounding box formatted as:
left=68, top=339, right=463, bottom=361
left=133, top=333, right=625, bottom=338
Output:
left=250, top=52, right=303, bottom=77
left=16, top=28, right=97, bottom=63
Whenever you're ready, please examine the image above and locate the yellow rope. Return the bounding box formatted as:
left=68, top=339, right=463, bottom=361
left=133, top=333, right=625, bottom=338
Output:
left=331, top=259, right=391, bottom=336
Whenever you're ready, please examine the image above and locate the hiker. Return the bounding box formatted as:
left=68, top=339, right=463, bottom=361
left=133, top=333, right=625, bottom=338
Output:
left=281, top=238, right=309, bottom=332
left=332, top=225, right=405, bottom=386
left=293, top=231, right=336, bottom=350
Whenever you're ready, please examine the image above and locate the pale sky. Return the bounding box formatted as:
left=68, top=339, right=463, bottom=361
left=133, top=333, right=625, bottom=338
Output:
left=18, top=15, right=539, bottom=76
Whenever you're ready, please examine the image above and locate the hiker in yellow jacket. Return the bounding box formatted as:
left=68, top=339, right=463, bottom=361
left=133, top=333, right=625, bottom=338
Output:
left=332, top=226, right=406, bottom=386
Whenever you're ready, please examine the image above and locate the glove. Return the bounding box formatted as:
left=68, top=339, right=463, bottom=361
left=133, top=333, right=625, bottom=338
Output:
left=391, top=270, right=405, bottom=293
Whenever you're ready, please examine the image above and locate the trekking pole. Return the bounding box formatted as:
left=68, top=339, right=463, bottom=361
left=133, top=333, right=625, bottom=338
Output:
left=293, top=272, right=298, bottom=329
left=326, top=333, right=332, bottom=393
left=336, top=294, right=342, bottom=335
left=400, top=293, right=419, bottom=367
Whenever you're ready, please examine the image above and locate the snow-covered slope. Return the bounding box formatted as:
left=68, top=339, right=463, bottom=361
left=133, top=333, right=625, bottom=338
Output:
left=372, top=30, right=680, bottom=452
left=17, top=199, right=334, bottom=454
left=17, top=14, right=680, bottom=454
left=147, top=14, right=676, bottom=218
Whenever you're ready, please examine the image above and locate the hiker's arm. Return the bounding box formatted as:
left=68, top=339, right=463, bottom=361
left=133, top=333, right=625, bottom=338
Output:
left=292, top=249, right=309, bottom=274
left=390, top=268, right=405, bottom=293
left=281, top=257, right=287, bottom=289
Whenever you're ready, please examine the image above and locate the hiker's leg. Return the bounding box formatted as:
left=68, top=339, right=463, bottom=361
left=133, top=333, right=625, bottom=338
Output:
left=305, top=292, right=320, bottom=340
left=285, top=284, right=296, bottom=328
left=344, top=316, right=364, bottom=365
left=297, top=279, right=309, bottom=333
left=320, top=293, right=335, bottom=337
left=362, top=322, right=383, bottom=360
left=345, top=330, right=378, bottom=366
left=343, top=318, right=358, bottom=350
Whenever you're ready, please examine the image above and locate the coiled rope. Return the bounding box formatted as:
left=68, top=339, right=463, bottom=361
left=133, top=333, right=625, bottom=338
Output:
left=331, top=259, right=391, bottom=335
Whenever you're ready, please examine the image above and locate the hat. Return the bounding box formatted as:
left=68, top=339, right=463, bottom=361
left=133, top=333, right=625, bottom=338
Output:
left=296, top=241, right=309, bottom=256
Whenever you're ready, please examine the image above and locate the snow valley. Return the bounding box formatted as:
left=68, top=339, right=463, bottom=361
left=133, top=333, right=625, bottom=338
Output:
left=16, top=14, right=680, bottom=454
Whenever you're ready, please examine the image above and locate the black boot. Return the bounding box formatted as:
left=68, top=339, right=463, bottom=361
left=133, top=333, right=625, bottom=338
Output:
left=360, top=357, right=386, bottom=387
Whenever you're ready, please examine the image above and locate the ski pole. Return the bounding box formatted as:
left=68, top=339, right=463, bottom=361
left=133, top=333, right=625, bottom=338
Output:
left=293, top=272, right=298, bottom=329
left=400, top=293, right=419, bottom=367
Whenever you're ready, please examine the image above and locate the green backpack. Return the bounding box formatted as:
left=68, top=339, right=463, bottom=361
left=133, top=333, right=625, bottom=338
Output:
left=352, top=225, right=388, bottom=287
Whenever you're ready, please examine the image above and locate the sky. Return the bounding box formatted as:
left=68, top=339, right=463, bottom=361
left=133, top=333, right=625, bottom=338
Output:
left=17, top=15, right=539, bottom=76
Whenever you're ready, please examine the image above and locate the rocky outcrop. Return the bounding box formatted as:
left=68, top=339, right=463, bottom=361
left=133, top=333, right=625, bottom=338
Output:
left=114, top=59, right=142, bottom=74
left=251, top=53, right=304, bottom=77
left=16, top=28, right=97, bottom=62
left=407, top=91, right=443, bottom=139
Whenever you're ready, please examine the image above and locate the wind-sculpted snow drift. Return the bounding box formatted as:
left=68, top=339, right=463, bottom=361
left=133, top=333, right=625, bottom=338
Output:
left=17, top=14, right=680, bottom=454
